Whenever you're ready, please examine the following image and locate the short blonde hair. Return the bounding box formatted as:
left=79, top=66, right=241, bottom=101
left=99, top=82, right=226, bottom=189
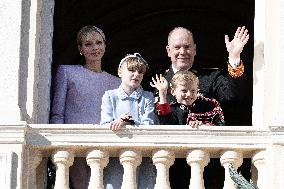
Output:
left=171, top=70, right=199, bottom=89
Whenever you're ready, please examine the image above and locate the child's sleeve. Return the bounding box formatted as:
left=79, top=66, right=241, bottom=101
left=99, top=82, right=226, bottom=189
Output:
left=100, top=91, right=114, bottom=125
left=212, top=114, right=225, bottom=126
left=156, top=103, right=171, bottom=115
left=156, top=103, right=181, bottom=125
left=136, top=92, right=156, bottom=125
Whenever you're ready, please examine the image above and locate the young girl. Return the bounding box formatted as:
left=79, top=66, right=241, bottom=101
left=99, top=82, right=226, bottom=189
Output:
left=151, top=70, right=225, bottom=127
left=100, top=53, right=156, bottom=130
left=100, top=53, right=156, bottom=189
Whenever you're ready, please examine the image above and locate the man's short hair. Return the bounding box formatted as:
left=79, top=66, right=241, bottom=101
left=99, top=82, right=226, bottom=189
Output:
left=167, top=27, right=195, bottom=45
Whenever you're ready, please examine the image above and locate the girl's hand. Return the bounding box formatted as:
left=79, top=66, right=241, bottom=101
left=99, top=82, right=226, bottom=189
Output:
left=150, top=74, right=168, bottom=93
left=120, top=112, right=132, bottom=121
left=188, top=120, right=202, bottom=128
left=110, top=112, right=132, bottom=131
left=110, top=119, right=125, bottom=131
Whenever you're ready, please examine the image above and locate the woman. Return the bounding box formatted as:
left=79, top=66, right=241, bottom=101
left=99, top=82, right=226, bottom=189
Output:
left=50, top=25, right=121, bottom=124
left=49, top=25, right=121, bottom=189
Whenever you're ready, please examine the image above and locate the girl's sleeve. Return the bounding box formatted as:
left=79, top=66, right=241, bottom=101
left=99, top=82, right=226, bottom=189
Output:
left=50, top=66, right=67, bottom=124
left=137, top=92, right=156, bottom=125
left=100, top=91, right=114, bottom=125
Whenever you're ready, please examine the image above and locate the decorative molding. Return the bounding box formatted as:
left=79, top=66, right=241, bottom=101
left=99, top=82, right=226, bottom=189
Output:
left=0, top=124, right=26, bottom=144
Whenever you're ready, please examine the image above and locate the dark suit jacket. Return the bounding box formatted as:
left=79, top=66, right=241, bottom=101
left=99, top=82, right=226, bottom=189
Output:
left=163, top=67, right=246, bottom=104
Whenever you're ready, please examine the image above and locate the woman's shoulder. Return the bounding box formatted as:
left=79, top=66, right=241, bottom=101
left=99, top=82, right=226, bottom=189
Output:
left=100, top=71, right=119, bottom=81
left=57, top=64, right=83, bottom=72
left=102, top=71, right=118, bottom=78
left=58, top=64, right=82, bottom=69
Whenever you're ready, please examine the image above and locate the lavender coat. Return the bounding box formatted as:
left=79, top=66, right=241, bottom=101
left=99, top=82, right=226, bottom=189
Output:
left=50, top=65, right=121, bottom=124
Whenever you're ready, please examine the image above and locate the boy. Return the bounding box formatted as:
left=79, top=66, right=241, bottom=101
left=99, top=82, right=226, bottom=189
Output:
left=151, top=70, right=225, bottom=127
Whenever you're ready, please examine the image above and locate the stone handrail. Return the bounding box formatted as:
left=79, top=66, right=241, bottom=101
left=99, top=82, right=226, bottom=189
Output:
left=1, top=124, right=284, bottom=188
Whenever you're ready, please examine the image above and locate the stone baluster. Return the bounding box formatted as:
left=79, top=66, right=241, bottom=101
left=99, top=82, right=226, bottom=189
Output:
left=220, top=150, right=243, bottom=189
left=28, top=150, right=42, bottom=189
left=86, top=149, right=109, bottom=189
left=152, top=150, right=175, bottom=189
left=252, top=150, right=266, bottom=189
left=187, top=150, right=210, bottom=189
left=52, top=150, right=74, bottom=189
left=120, top=150, right=142, bottom=189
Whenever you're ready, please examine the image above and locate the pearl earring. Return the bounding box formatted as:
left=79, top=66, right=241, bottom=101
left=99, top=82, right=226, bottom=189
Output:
left=80, top=52, right=83, bottom=55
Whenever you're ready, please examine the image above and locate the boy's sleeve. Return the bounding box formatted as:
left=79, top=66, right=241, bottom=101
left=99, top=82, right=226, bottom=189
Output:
left=156, top=103, right=181, bottom=125
left=156, top=103, right=171, bottom=116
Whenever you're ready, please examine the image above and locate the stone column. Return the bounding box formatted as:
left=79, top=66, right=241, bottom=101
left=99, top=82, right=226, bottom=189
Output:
left=52, top=150, right=74, bottom=189
left=152, top=150, right=175, bottom=189
left=186, top=150, right=210, bottom=189
left=86, top=149, right=109, bottom=189
left=120, top=150, right=142, bottom=189
left=28, top=150, right=42, bottom=189
left=252, top=150, right=266, bottom=189
left=263, top=0, right=284, bottom=126
left=265, top=144, right=284, bottom=188
left=220, top=150, right=243, bottom=189
left=0, top=0, right=23, bottom=122
left=252, top=0, right=265, bottom=127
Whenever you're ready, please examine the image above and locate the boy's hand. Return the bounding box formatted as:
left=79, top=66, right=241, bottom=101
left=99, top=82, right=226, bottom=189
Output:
left=188, top=120, right=202, bottom=128
left=150, top=74, right=168, bottom=93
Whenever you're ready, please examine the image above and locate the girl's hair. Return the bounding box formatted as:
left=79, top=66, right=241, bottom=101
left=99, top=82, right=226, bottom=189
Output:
left=119, top=53, right=148, bottom=74
left=77, top=25, right=106, bottom=46
left=171, top=70, right=199, bottom=89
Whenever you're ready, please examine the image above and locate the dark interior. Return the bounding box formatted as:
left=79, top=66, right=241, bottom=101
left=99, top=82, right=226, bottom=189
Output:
left=52, top=0, right=255, bottom=125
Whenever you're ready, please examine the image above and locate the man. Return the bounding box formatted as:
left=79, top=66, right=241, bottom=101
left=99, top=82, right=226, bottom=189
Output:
left=163, top=26, right=250, bottom=189
left=164, top=26, right=249, bottom=104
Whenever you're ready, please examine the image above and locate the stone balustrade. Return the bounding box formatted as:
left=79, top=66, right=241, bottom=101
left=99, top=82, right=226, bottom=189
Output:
left=1, top=124, right=284, bottom=188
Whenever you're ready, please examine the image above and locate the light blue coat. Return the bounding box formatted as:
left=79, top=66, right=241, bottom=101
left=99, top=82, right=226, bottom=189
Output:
left=100, top=85, right=156, bottom=125
left=100, top=86, right=157, bottom=189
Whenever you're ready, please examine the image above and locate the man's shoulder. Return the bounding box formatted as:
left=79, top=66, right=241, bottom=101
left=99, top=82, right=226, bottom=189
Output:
left=194, top=67, right=224, bottom=75
left=195, top=67, right=226, bottom=81
left=154, top=67, right=174, bottom=77
left=162, top=67, right=174, bottom=81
